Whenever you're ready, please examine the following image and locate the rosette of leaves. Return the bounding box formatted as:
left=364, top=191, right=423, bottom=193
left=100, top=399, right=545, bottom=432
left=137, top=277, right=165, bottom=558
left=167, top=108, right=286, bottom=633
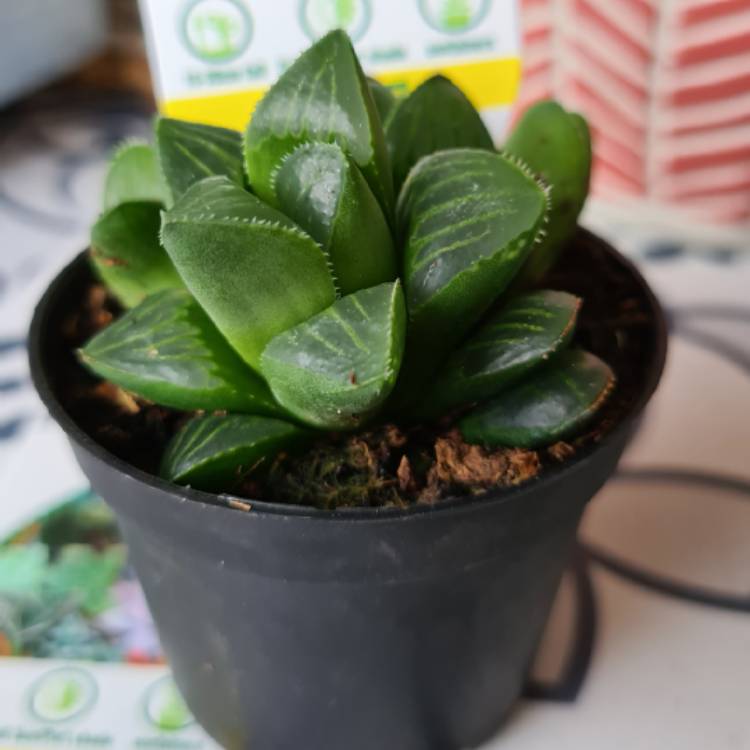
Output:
left=80, top=30, right=613, bottom=497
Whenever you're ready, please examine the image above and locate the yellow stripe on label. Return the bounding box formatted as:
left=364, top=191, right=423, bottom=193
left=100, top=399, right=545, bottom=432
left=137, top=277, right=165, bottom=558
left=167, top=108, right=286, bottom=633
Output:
left=161, top=57, right=521, bottom=132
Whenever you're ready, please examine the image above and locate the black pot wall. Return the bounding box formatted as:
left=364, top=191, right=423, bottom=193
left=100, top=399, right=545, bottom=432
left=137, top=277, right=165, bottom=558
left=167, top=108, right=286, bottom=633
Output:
left=29, top=233, right=667, bottom=750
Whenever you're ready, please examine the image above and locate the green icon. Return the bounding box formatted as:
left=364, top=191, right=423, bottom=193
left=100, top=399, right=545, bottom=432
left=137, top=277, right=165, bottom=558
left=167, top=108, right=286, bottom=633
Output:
left=145, top=676, right=195, bottom=732
left=181, top=0, right=253, bottom=64
left=28, top=667, right=97, bottom=723
left=418, top=0, right=491, bottom=33
left=300, top=0, right=372, bottom=41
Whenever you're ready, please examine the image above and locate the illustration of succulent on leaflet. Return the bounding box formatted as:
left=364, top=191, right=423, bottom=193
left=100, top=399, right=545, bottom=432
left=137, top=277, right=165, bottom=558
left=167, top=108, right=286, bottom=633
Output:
left=0, top=493, right=161, bottom=663
left=441, top=0, right=473, bottom=30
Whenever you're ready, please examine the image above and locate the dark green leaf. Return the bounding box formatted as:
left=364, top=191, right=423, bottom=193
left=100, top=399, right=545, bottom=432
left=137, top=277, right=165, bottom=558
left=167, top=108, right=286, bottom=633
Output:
left=244, top=30, right=393, bottom=218
left=79, top=289, right=281, bottom=415
left=274, top=142, right=397, bottom=296
left=155, top=117, right=244, bottom=205
left=90, top=201, right=184, bottom=308
left=387, top=75, right=494, bottom=191
left=397, top=148, right=547, bottom=388
left=260, top=282, right=406, bottom=430
left=161, top=176, right=336, bottom=369
left=459, top=350, right=615, bottom=448
left=367, top=78, right=398, bottom=127
left=104, top=141, right=168, bottom=210
left=161, top=414, right=308, bottom=492
left=504, top=101, right=592, bottom=283
left=427, top=290, right=581, bottom=414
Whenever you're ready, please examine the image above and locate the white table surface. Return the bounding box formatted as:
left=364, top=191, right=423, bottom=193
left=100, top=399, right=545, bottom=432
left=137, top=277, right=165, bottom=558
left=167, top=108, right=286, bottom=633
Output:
left=1, top=92, right=748, bottom=750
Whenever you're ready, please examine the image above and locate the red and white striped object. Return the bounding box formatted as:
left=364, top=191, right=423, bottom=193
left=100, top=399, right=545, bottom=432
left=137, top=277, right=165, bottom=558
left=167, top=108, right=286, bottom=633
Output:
left=515, top=0, right=750, bottom=229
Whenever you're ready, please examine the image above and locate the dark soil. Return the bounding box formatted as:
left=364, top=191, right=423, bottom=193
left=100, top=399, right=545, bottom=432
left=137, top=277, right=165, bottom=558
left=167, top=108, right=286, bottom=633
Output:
left=55, top=231, right=658, bottom=509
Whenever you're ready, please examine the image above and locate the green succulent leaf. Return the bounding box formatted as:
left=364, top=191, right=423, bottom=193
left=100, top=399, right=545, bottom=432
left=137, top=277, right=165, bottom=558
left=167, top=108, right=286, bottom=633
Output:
left=387, top=75, right=494, bottom=191
left=261, top=281, right=406, bottom=430
left=426, top=290, right=581, bottom=414
left=245, top=29, right=394, bottom=218
left=90, top=201, right=184, bottom=308
left=367, top=78, right=398, bottom=127
left=79, top=289, right=281, bottom=415
left=104, top=141, right=169, bottom=210
left=397, top=148, right=547, bottom=387
left=274, top=142, right=397, bottom=295
left=161, top=176, right=337, bottom=369
left=155, top=117, right=244, bottom=205
left=459, top=350, right=615, bottom=448
left=504, top=100, right=592, bottom=283
left=161, top=414, right=308, bottom=492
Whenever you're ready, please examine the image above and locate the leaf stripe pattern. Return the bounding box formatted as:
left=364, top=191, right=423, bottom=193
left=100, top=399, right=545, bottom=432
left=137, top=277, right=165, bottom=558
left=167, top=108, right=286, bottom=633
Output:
left=273, top=142, right=397, bottom=296
left=385, top=74, right=494, bottom=191
left=245, top=30, right=393, bottom=218
left=424, top=290, right=581, bottom=415
left=459, top=349, right=615, bottom=448
left=161, top=176, right=336, bottom=369
left=79, top=289, right=281, bottom=415
left=261, top=282, right=406, bottom=430
left=396, top=148, right=547, bottom=388
left=160, top=414, right=307, bottom=492
left=156, top=117, right=244, bottom=205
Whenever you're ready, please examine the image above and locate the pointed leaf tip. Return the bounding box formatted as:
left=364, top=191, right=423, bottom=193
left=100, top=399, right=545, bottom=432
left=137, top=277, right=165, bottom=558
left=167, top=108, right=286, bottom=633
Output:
left=459, top=349, right=615, bottom=448
left=155, top=117, right=244, bottom=205
left=161, top=414, right=308, bottom=493
left=274, top=142, right=397, bottom=296
left=80, top=288, right=282, bottom=415
left=244, top=30, right=393, bottom=218
left=261, top=281, right=406, bottom=430
left=161, top=176, right=336, bottom=369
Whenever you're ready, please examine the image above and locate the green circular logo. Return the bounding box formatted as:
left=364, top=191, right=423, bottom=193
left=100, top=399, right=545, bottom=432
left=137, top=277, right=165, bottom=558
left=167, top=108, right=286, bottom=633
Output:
left=181, top=0, right=253, bottom=64
left=418, top=0, right=492, bottom=34
left=28, top=667, right=98, bottom=724
left=300, top=0, right=372, bottom=42
left=144, top=676, right=195, bottom=732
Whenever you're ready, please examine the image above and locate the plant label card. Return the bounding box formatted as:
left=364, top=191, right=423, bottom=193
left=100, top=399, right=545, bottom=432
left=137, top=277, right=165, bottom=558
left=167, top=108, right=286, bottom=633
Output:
left=138, top=0, right=522, bottom=139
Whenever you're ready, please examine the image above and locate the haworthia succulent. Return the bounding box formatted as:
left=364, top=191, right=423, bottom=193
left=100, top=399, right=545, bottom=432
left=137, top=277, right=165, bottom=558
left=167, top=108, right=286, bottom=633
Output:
left=386, top=75, right=494, bottom=191
left=244, top=30, right=394, bottom=218
left=260, top=282, right=406, bottom=430
left=155, top=117, right=244, bottom=205
left=103, top=141, right=169, bottom=210
left=367, top=77, right=398, bottom=128
left=397, top=148, right=547, bottom=387
left=161, top=414, right=308, bottom=492
left=274, top=143, right=397, bottom=296
left=425, top=290, right=581, bottom=415
left=161, top=176, right=336, bottom=369
left=459, top=350, right=615, bottom=448
left=79, top=289, right=281, bottom=415
left=504, top=101, right=592, bottom=284
left=90, top=201, right=183, bottom=308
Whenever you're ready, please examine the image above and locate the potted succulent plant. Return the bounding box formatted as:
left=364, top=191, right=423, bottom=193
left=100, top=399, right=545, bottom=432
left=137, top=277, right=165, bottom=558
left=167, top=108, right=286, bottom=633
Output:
left=29, top=30, right=666, bottom=750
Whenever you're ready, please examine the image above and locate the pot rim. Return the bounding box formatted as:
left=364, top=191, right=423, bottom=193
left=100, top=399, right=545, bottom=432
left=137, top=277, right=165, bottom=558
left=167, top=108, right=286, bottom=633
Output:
left=28, top=229, right=668, bottom=522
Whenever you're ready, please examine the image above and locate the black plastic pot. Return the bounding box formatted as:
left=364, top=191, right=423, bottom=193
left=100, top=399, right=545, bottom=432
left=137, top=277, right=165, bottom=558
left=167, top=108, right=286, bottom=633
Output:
left=29, top=232, right=666, bottom=750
